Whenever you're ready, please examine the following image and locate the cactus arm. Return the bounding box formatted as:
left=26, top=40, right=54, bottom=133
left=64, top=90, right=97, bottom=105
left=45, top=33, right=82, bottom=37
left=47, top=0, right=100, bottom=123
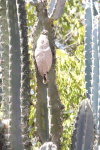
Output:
left=17, top=0, right=32, bottom=149
left=48, top=0, right=66, bottom=20
left=32, top=2, right=49, bottom=143
left=30, top=0, right=66, bottom=20
left=42, top=5, right=64, bottom=149
left=71, top=99, right=96, bottom=150
left=48, top=0, right=57, bottom=18
left=48, top=41, right=63, bottom=149
left=83, top=101, right=95, bottom=149
left=32, top=1, right=64, bottom=148
left=0, top=0, right=10, bottom=148
left=6, top=0, right=23, bottom=149
left=0, top=25, right=1, bottom=104
left=35, top=76, right=49, bottom=143
left=97, top=2, right=100, bottom=147
left=71, top=100, right=85, bottom=150
left=84, top=0, right=92, bottom=99
left=91, top=0, right=99, bottom=130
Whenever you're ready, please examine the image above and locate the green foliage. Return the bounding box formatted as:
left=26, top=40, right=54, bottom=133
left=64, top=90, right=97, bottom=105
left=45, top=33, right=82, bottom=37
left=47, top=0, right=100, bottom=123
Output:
left=56, top=46, right=86, bottom=149
left=54, top=0, right=84, bottom=55
left=25, top=2, right=36, bottom=32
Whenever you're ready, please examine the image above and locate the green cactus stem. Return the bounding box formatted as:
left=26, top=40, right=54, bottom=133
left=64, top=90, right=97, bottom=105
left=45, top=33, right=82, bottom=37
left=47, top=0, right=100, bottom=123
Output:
left=71, top=99, right=96, bottom=150
left=97, top=2, right=100, bottom=147
left=91, top=0, right=99, bottom=130
left=84, top=0, right=92, bottom=99
left=31, top=1, right=64, bottom=149
left=6, top=0, right=23, bottom=149
left=0, top=0, right=10, bottom=148
left=48, top=0, right=66, bottom=20
left=32, top=2, right=49, bottom=143
left=17, top=0, right=32, bottom=149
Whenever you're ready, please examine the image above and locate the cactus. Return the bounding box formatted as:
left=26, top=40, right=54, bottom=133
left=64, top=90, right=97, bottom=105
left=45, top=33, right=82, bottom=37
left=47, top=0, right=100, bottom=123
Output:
left=17, top=0, right=31, bottom=149
left=71, top=99, right=96, bottom=150
left=48, top=0, right=66, bottom=20
left=30, top=0, right=100, bottom=149
left=31, top=0, right=66, bottom=149
left=0, top=0, right=31, bottom=149
left=0, top=0, right=100, bottom=149
left=84, top=0, right=92, bottom=100
left=91, top=0, right=99, bottom=130
left=0, top=0, right=10, bottom=148
left=98, top=5, right=100, bottom=147
left=71, top=0, right=99, bottom=149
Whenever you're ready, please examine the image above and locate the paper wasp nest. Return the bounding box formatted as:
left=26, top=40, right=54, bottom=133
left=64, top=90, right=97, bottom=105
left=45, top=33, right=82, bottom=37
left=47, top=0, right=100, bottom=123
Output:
left=35, top=32, right=52, bottom=84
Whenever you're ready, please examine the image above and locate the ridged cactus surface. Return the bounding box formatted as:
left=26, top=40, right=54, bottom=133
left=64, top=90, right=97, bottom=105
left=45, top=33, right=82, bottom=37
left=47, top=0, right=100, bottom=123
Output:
left=0, top=0, right=31, bottom=149
left=71, top=99, right=96, bottom=150
left=0, top=0, right=10, bottom=148
left=91, top=0, right=99, bottom=130
left=84, top=0, right=92, bottom=100
left=17, top=0, right=31, bottom=149
left=98, top=10, right=100, bottom=147
left=6, top=0, right=23, bottom=149
left=48, top=0, right=66, bottom=20
left=84, top=0, right=99, bottom=141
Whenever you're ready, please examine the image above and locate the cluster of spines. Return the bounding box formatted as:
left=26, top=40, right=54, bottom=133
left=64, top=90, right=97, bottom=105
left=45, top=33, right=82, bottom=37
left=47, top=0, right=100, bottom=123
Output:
left=16, top=0, right=32, bottom=149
